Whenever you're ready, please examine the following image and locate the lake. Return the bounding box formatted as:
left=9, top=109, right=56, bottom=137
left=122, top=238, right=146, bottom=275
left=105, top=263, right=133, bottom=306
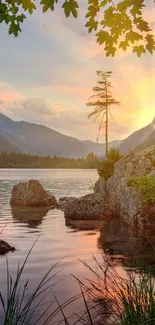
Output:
left=0, top=169, right=105, bottom=324
left=0, top=169, right=155, bottom=324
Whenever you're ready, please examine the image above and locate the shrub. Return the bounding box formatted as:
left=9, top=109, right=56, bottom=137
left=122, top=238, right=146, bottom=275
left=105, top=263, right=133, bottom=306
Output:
left=97, top=148, right=122, bottom=180
left=127, top=175, right=155, bottom=206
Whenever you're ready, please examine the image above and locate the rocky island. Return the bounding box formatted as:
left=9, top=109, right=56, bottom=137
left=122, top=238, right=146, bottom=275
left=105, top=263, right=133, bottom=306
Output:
left=9, top=145, right=155, bottom=236
left=60, top=145, right=155, bottom=235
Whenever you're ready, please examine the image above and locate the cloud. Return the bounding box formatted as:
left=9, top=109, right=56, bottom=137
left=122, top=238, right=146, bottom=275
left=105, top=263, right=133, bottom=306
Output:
left=0, top=82, right=23, bottom=102
left=0, top=1, right=155, bottom=143
left=0, top=100, right=4, bottom=104
left=21, top=98, right=51, bottom=115
left=0, top=96, right=138, bottom=142
left=53, top=85, right=91, bottom=101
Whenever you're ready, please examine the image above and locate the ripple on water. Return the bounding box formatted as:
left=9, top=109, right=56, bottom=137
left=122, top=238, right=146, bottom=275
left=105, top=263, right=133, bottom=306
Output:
left=0, top=169, right=102, bottom=323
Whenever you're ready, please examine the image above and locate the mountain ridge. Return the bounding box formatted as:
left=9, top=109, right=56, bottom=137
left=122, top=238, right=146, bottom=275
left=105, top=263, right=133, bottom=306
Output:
left=0, top=112, right=120, bottom=157
left=118, top=117, right=155, bottom=153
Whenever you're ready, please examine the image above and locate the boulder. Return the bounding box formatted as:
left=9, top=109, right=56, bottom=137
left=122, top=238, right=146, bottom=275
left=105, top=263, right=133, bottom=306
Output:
left=10, top=179, right=57, bottom=207
left=94, top=146, right=155, bottom=232
left=63, top=193, right=105, bottom=220
left=0, top=240, right=15, bottom=254
left=57, top=197, right=77, bottom=211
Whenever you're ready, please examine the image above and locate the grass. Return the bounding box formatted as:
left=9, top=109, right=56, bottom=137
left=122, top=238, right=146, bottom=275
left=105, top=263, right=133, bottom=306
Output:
left=1, top=243, right=155, bottom=325
left=0, top=239, right=81, bottom=325
left=72, top=257, right=155, bottom=325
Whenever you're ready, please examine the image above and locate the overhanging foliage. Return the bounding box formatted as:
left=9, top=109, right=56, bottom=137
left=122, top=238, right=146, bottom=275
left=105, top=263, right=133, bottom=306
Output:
left=0, top=0, right=155, bottom=57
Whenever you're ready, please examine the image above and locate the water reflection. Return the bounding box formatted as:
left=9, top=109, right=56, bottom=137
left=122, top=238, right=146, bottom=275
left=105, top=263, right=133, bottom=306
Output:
left=65, top=218, right=104, bottom=231
left=11, top=207, right=49, bottom=228
left=98, top=217, right=155, bottom=274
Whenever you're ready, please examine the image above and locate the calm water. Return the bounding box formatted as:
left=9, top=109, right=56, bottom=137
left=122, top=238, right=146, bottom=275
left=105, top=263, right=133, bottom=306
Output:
left=0, top=169, right=155, bottom=324
left=0, top=169, right=106, bottom=323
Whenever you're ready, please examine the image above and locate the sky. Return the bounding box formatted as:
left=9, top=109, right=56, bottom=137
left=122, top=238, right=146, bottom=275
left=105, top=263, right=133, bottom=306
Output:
left=0, top=1, right=155, bottom=142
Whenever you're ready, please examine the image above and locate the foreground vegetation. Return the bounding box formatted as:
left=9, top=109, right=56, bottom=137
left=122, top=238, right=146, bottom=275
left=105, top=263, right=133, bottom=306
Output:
left=2, top=0, right=155, bottom=59
left=98, top=148, right=122, bottom=180
left=127, top=175, right=155, bottom=207
left=1, top=245, right=155, bottom=325
left=0, top=152, right=99, bottom=169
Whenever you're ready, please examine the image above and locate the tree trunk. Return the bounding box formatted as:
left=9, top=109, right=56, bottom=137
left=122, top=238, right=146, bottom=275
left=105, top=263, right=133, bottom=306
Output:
left=105, top=86, right=108, bottom=156
left=105, top=106, right=108, bottom=156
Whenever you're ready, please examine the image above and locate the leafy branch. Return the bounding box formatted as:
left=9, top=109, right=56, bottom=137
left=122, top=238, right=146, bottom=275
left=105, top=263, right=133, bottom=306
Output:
left=0, top=0, right=155, bottom=57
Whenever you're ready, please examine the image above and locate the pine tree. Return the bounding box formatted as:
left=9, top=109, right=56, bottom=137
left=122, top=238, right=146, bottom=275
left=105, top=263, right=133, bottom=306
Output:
left=87, top=71, right=120, bottom=156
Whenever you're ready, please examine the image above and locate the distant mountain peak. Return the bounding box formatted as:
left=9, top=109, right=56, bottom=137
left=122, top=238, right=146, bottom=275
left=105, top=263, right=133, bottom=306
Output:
left=118, top=117, right=155, bottom=154
left=151, top=117, right=155, bottom=125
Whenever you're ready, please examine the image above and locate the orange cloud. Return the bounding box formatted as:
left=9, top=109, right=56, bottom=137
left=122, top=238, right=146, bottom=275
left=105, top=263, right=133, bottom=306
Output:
left=53, top=84, right=91, bottom=101
left=0, top=82, right=23, bottom=102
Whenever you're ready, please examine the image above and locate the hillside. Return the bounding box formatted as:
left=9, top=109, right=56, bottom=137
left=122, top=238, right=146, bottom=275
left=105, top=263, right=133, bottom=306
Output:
left=136, top=129, right=155, bottom=151
left=118, top=118, right=155, bottom=153
left=83, top=139, right=122, bottom=156
left=0, top=134, right=19, bottom=153
left=0, top=112, right=122, bottom=157
left=0, top=113, right=89, bottom=158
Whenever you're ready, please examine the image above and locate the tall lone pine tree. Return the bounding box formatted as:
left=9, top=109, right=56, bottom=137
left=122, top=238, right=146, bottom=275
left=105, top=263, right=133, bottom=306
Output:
left=87, top=71, right=120, bottom=156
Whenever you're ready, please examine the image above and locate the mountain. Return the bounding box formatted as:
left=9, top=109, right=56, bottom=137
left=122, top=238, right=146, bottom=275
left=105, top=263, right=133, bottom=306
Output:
left=118, top=117, right=155, bottom=154
left=83, top=139, right=123, bottom=156
left=0, top=113, right=91, bottom=158
left=0, top=134, right=19, bottom=153
left=136, top=129, right=155, bottom=151
left=1, top=112, right=121, bottom=157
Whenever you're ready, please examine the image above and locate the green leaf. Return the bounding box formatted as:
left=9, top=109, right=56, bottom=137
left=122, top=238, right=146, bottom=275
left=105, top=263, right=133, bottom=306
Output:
left=134, top=17, right=150, bottom=32
left=145, top=34, right=155, bottom=54
left=133, top=45, right=145, bottom=57
left=105, top=46, right=117, bottom=57
left=85, top=19, right=98, bottom=32
left=117, top=1, right=129, bottom=12
left=96, top=30, right=110, bottom=45
left=40, top=0, right=55, bottom=12
left=62, top=0, right=79, bottom=18
left=119, top=40, right=129, bottom=51
left=16, top=14, right=26, bottom=23
left=71, top=7, right=78, bottom=18
left=126, top=30, right=143, bottom=43
left=100, top=0, right=111, bottom=6
left=21, top=0, right=36, bottom=13
left=0, top=14, right=5, bottom=23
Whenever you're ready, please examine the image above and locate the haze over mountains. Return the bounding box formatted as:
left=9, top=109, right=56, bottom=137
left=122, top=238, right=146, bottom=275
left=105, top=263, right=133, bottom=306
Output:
left=0, top=113, right=121, bottom=158
left=118, top=117, right=155, bottom=153
left=0, top=113, right=155, bottom=157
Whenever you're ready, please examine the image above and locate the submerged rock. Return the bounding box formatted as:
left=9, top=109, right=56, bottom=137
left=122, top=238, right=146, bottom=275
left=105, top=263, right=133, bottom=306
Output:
left=10, top=179, right=57, bottom=208
left=65, top=218, right=103, bottom=230
left=0, top=240, right=15, bottom=255
left=63, top=193, right=105, bottom=220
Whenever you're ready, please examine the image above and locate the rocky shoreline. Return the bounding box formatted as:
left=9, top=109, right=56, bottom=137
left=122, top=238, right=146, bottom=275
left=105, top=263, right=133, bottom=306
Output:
left=4, top=145, right=155, bottom=254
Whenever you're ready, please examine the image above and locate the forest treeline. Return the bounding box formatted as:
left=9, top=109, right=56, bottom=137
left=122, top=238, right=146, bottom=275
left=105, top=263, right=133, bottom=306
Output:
left=0, top=152, right=99, bottom=169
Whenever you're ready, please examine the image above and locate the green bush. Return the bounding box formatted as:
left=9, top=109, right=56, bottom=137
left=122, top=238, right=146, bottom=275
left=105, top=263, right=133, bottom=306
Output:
left=97, top=148, right=122, bottom=180
left=127, top=175, right=155, bottom=206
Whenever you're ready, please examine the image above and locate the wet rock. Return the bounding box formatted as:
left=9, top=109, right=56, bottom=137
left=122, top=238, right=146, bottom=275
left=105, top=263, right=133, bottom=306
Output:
left=0, top=240, right=15, bottom=255
left=57, top=197, right=77, bottom=211
left=10, top=179, right=57, bottom=207
left=63, top=193, right=105, bottom=220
